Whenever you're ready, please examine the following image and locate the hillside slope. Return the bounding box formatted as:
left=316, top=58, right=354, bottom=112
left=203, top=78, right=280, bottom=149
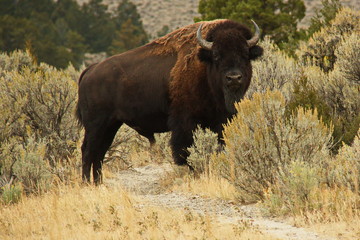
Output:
left=77, top=0, right=359, bottom=37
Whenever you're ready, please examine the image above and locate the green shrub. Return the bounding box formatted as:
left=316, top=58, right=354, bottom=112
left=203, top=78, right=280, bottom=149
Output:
left=0, top=49, right=36, bottom=74
left=302, top=33, right=360, bottom=149
left=264, top=160, right=322, bottom=216
left=1, top=183, right=22, bottom=205
left=328, top=129, right=360, bottom=191
left=247, top=37, right=301, bottom=100
left=285, top=75, right=333, bottom=126
left=0, top=50, right=81, bottom=193
left=0, top=60, right=80, bottom=163
left=1, top=136, right=53, bottom=194
left=187, top=126, right=220, bottom=175
left=217, top=90, right=332, bottom=202
left=264, top=130, right=360, bottom=220
left=299, top=8, right=360, bottom=72
left=334, top=33, right=360, bottom=84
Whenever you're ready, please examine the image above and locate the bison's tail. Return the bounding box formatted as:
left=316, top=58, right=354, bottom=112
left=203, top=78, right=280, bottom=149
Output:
left=75, top=63, right=97, bottom=127
left=75, top=102, right=83, bottom=127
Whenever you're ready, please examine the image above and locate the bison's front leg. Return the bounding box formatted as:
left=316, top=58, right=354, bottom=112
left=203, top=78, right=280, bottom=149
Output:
left=170, top=127, right=193, bottom=166
left=210, top=123, right=225, bottom=145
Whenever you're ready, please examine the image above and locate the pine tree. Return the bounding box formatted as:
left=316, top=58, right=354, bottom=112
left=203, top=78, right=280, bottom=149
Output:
left=196, top=0, right=306, bottom=48
left=307, top=0, right=342, bottom=38
left=79, top=0, right=116, bottom=53
left=109, top=0, right=148, bottom=55
left=0, top=0, right=148, bottom=68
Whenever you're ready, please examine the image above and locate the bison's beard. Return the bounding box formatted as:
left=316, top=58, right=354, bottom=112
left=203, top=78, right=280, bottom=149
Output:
left=223, top=87, right=244, bottom=114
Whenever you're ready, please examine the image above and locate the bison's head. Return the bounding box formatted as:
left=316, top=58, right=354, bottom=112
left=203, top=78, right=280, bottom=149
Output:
left=197, top=20, right=263, bottom=113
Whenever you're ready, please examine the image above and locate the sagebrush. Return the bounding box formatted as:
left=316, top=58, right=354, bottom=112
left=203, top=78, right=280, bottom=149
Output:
left=215, top=90, right=332, bottom=202
left=0, top=51, right=81, bottom=195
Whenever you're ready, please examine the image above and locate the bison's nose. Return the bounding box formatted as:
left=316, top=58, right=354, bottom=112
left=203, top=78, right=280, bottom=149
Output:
left=226, top=73, right=242, bottom=85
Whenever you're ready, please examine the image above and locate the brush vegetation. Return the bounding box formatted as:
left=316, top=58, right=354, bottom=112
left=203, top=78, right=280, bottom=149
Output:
left=186, top=6, right=360, bottom=236
left=0, top=5, right=359, bottom=239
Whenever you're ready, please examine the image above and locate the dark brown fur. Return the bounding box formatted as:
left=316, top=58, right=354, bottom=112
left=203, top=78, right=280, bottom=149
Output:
left=76, top=19, right=263, bottom=183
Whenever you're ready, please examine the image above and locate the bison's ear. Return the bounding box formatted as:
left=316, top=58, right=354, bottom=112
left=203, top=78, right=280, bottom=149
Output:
left=198, top=48, right=212, bottom=63
left=249, top=45, right=263, bottom=60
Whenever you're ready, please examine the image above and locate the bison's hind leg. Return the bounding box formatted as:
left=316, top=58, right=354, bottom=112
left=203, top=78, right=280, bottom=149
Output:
left=146, top=134, right=156, bottom=146
left=81, top=132, right=91, bottom=182
left=82, top=118, right=122, bottom=184
left=135, top=130, right=156, bottom=146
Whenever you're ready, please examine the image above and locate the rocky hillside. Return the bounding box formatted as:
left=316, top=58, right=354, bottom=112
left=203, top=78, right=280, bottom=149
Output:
left=78, top=0, right=359, bottom=38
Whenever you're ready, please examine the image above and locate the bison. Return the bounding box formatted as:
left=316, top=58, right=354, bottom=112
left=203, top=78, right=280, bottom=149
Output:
left=76, top=19, right=263, bottom=184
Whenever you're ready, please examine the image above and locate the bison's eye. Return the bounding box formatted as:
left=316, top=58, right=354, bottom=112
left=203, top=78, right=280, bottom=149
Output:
left=212, top=52, right=220, bottom=62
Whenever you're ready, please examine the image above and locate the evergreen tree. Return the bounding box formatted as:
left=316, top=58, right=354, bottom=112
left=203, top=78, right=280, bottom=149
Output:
left=115, top=0, right=144, bottom=28
left=307, top=0, right=342, bottom=38
left=79, top=0, right=116, bottom=53
left=0, top=16, right=35, bottom=52
left=196, top=0, right=306, bottom=48
left=65, top=30, right=87, bottom=67
left=157, top=25, right=170, bottom=38
left=0, top=0, right=87, bottom=68
left=109, top=0, right=148, bottom=55
left=0, top=0, right=147, bottom=68
left=52, top=0, right=84, bottom=32
left=109, top=19, right=148, bottom=55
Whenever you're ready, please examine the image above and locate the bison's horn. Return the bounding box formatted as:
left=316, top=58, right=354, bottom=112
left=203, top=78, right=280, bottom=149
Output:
left=196, top=23, right=213, bottom=50
left=247, top=20, right=260, bottom=47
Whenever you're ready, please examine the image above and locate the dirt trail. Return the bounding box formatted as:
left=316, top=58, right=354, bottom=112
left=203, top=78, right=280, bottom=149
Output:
left=106, top=164, right=336, bottom=240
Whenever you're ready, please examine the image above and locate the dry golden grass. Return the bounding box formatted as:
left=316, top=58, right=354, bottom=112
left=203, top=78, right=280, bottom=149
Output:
left=0, top=182, right=275, bottom=240
left=308, top=221, right=360, bottom=240
left=287, top=186, right=360, bottom=239
left=173, top=172, right=239, bottom=201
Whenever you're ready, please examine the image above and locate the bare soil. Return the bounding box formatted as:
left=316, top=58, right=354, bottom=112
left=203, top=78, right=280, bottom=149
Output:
left=106, top=163, right=336, bottom=240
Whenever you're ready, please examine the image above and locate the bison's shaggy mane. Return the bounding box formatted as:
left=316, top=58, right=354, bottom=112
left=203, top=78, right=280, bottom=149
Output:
left=148, top=19, right=253, bottom=71
left=148, top=19, right=227, bottom=73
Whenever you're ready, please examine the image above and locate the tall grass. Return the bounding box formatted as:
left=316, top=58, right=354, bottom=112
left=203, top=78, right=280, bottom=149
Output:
left=0, top=183, right=276, bottom=240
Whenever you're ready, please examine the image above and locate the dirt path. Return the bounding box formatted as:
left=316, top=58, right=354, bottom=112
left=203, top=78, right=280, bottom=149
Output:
left=106, top=164, right=336, bottom=240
